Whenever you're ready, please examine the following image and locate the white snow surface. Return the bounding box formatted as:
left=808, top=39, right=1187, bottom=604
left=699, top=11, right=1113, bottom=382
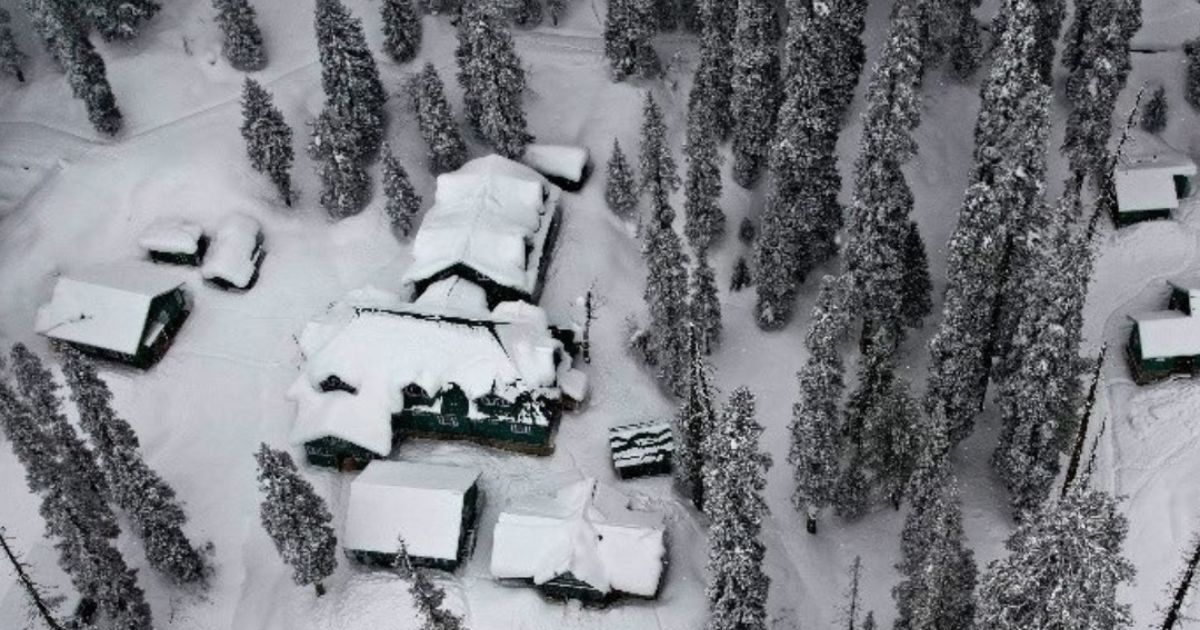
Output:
left=137, top=218, right=205, bottom=255
left=520, top=144, right=590, bottom=182
left=34, top=261, right=185, bottom=355
left=200, top=212, right=262, bottom=288
left=490, top=478, right=666, bottom=598
left=344, top=460, right=480, bottom=561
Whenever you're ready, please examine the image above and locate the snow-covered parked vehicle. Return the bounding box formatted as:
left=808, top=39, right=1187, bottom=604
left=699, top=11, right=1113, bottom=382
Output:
left=520, top=144, right=591, bottom=192
left=137, top=219, right=208, bottom=266
left=201, top=212, right=265, bottom=291
left=35, top=261, right=191, bottom=368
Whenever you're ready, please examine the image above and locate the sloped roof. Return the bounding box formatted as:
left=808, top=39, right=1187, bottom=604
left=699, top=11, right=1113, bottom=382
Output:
left=1116, top=133, right=1197, bottom=214
left=201, top=213, right=262, bottom=288
left=490, top=478, right=666, bottom=598
left=521, top=144, right=590, bottom=183
left=344, top=460, right=480, bottom=561
left=1130, top=310, right=1200, bottom=359
left=402, top=155, right=559, bottom=295
left=137, top=219, right=204, bottom=255
left=36, top=262, right=186, bottom=356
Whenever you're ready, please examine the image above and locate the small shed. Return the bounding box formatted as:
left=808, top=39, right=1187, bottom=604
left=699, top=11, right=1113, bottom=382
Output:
left=609, top=422, right=674, bottom=480
left=520, top=144, right=591, bottom=192
left=1127, top=275, right=1200, bottom=384
left=137, top=219, right=207, bottom=266
left=35, top=262, right=191, bottom=368
left=201, top=213, right=265, bottom=291
left=1114, top=133, right=1198, bottom=226
left=490, top=478, right=667, bottom=602
left=344, top=461, right=482, bottom=571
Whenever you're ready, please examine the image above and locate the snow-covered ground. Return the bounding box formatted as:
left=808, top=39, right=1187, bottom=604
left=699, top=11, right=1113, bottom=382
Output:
left=3, top=0, right=1200, bottom=628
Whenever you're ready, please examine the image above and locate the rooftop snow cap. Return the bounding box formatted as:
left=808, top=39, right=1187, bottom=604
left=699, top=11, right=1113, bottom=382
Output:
left=344, top=460, right=481, bottom=562
left=520, top=144, right=590, bottom=183
left=490, top=478, right=666, bottom=598
left=402, top=155, right=560, bottom=297
left=35, top=261, right=187, bottom=356
left=1115, top=131, right=1198, bottom=214
left=137, top=219, right=205, bottom=255
left=201, top=212, right=263, bottom=289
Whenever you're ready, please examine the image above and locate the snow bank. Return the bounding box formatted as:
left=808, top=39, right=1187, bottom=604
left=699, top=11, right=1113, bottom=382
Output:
left=490, top=478, right=666, bottom=598
left=201, top=212, right=263, bottom=289
left=137, top=218, right=205, bottom=255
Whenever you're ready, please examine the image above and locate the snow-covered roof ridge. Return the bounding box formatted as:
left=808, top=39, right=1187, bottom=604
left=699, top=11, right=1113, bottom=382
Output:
left=490, top=478, right=666, bottom=598
left=1118, top=131, right=1197, bottom=174
left=35, top=261, right=187, bottom=356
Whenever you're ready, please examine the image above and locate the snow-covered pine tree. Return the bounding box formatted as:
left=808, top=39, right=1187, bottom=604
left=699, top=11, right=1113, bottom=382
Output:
left=241, top=78, right=295, bottom=206
left=638, top=93, right=680, bottom=231
left=409, top=63, right=468, bottom=175
left=455, top=0, right=533, bottom=158
left=547, top=0, right=568, bottom=26
left=675, top=329, right=717, bottom=510
left=900, top=221, right=933, bottom=328
left=975, top=484, right=1135, bottom=629
left=314, top=0, right=386, bottom=162
left=703, top=387, right=771, bottom=630
left=689, top=251, right=721, bottom=353
left=1033, top=0, right=1066, bottom=84
left=59, top=348, right=210, bottom=587
left=683, top=87, right=725, bottom=251
left=69, top=36, right=123, bottom=135
left=1161, top=533, right=1200, bottom=630
left=823, top=0, right=869, bottom=125
left=926, top=0, right=1051, bottom=444
left=213, top=0, right=267, bottom=71
left=381, top=143, right=423, bottom=238
left=396, top=539, right=466, bottom=630
left=728, top=0, right=780, bottom=188
left=85, top=0, right=159, bottom=42
left=841, top=556, right=867, bottom=629
left=687, top=0, right=735, bottom=139
left=730, top=256, right=751, bottom=292
left=0, top=528, right=66, bottom=630
left=943, top=0, right=984, bottom=81
left=1187, top=37, right=1200, bottom=111
left=254, top=444, right=337, bottom=596
left=642, top=210, right=690, bottom=394
left=605, top=138, right=638, bottom=220
left=1141, top=85, right=1168, bottom=133
left=1062, top=0, right=1141, bottom=180
left=654, top=0, right=678, bottom=31
left=603, top=0, right=658, bottom=80
left=789, top=275, right=853, bottom=534
left=507, top=0, right=543, bottom=28
left=309, top=109, right=371, bottom=218
left=0, top=9, right=27, bottom=82
left=381, top=0, right=421, bottom=63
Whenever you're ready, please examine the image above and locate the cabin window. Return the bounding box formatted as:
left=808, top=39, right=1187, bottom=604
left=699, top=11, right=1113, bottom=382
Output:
left=511, top=423, right=532, bottom=435
left=320, top=375, right=357, bottom=394
left=438, top=416, right=459, bottom=427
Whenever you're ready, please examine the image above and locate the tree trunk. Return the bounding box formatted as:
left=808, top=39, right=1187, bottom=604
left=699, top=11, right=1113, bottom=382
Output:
left=1162, top=535, right=1200, bottom=630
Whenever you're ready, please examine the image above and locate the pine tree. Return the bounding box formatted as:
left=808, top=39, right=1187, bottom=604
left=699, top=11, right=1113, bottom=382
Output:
left=674, top=329, right=717, bottom=510
left=1140, top=85, right=1168, bottom=133
left=382, top=143, right=423, bottom=238
left=683, top=83, right=725, bottom=251
left=834, top=453, right=870, bottom=519
left=547, top=0, right=568, bottom=26
left=605, top=138, right=638, bottom=220
left=944, top=0, right=984, bottom=81
left=86, top=0, right=159, bottom=42
left=841, top=556, right=866, bottom=629
left=643, top=214, right=690, bottom=394
left=213, top=0, right=266, bottom=71
left=409, top=63, right=468, bottom=175
left=0, top=9, right=27, bottom=83
left=309, top=109, right=371, bottom=218
left=381, top=0, right=421, bottom=63
left=687, top=0, right=735, bottom=139
left=59, top=348, right=210, bottom=586
left=703, top=387, right=771, bottom=630
left=1187, top=37, right=1200, bottom=111
left=638, top=93, right=680, bottom=231
left=730, top=256, right=751, bottom=292
left=975, top=485, right=1135, bottom=629
left=314, top=0, right=386, bottom=162
left=689, top=251, right=721, bottom=353
left=241, top=78, right=295, bottom=206
left=728, top=0, right=779, bottom=188
left=456, top=1, right=533, bottom=158
left=0, top=528, right=66, bottom=630
left=900, top=221, right=933, bottom=328
left=507, top=0, right=543, bottom=28
left=789, top=275, right=852, bottom=534
left=254, top=444, right=337, bottom=596
left=1161, top=534, right=1200, bottom=630
left=396, top=540, right=467, bottom=630
left=847, top=327, right=920, bottom=508
left=603, top=0, right=658, bottom=80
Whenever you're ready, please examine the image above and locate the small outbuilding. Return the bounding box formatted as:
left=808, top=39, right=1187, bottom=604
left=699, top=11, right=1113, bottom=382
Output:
left=344, top=460, right=482, bottom=571
left=1114, top=133, right=1198, bottom=226
left=520, top=144, right=591, bottom=192
left=490, top=478, right=667, bottom=602
left=35, top=262, right=191, bottom=368
left=201, top=213, right=265, bottom=291
left=138, top=219, right=207, bottom=266
left=608, top=421, right=674, bottom=480
left=1127, top=276, right=1200, bottom=384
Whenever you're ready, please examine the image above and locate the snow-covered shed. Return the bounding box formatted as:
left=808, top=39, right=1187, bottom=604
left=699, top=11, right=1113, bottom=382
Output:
left=1127, top=275, right=1200, bottom=383
left=344, top=461, right=482, bottom=571
left=609, top=421, right=674, bottom=480
left=490, top=478, right=667, bottom=602
left=201, top=213, right=265, bottom=291
left=520, top=144, right=591, bottom=192
left=288, top=293, right=586, bottom=469
left=138, top=219, right=207, bottom=266
left=35, top=262, right=191, bottom=368
left=401, top=155, right=563, bottom=308
left=1114, top=133, right=1197, bottom=226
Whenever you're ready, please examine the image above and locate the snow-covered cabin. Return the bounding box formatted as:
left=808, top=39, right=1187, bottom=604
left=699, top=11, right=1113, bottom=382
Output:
left=490, top=478, right=667, bottom=602
left=138, top=219, right=207, bottom=266
left=1114, top=133, right=1198, bottom=226
left=609, top=421, right=674, bottom=480
left=288, top=291, right=587, bottom=469
left=201, top=213, right=265, bottom=291
left=520, top=144, right=591, bottom=192
left=344, top=461, right=482, bottom=571
left=35, top=262, right=191, bottom=368
left=1128, top=275, right=1200, bottom=383
left=401, top=155, right=563, bottom=309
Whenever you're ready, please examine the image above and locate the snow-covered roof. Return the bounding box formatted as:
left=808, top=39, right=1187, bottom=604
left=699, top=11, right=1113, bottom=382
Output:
left=344, top=460, right=480, bottom=561
left=288, top=297, right=564, bottom=456
left=201, top=213, right=262, bottom=288
left=1119, top=132, right=1198, bottom=175
left=490, top=478, right=666, bottom=598
left=1116, top=133, right=1197, bottom=214
left=560, top=368, right=588, bottom=402
left=609, top=422, right=674, bottom=470
left=412, top=277, right=490, bottom=317
left=402, top=155, right=560, bottom=296
left=1130, top=310, right=1200, bottom=359
left=35, top=262, right=186, bottom=356
left=137, top=219, right=204, bottom=255
left=520, top=144, right=590, bottom=183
